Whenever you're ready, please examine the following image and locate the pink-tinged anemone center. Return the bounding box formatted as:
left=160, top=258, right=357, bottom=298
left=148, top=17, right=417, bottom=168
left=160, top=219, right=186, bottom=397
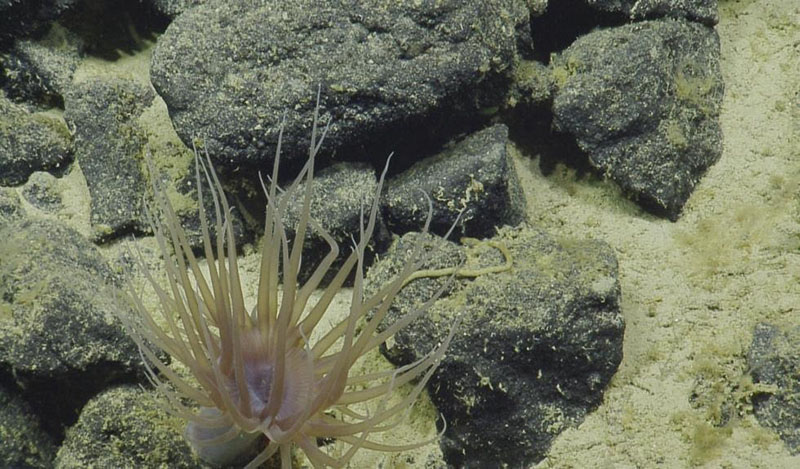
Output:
left=220, top=330, right=315, bottom=430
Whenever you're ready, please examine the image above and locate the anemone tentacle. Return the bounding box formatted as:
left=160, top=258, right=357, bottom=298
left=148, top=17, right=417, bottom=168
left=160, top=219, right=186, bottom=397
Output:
left=124, top=93, right=457, bottom=468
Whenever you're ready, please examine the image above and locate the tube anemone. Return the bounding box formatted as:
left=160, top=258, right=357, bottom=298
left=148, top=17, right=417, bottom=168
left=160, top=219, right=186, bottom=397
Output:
left=121, top=99, right=456, bottom=468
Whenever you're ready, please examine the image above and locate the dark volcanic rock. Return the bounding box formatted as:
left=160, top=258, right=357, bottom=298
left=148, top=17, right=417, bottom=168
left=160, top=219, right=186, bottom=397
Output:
left=367, top=225, right=624, bottom=468
left=747, top=323, right=800, bottom=454
left=382, top=123, right=526, bottom=239
left=552, top=18, right=723, bottom=220
left=587, top=0, right=718, bottom=26
left=0, top=187, right=24, bottom=227
left=0, top=26, right=83, bottom=108
left=150, top=0, right=530, bottom=171
left=0, top=218, right=142, bottom=434
left=22, top=171, right=62, bottom=212
left=150, top=0, right=207, bottom=18
left=0, top=93, right=72, bottom=186
left=0, top=0, right=78, bottom=45
left=64, top=77, right=153, bottom=240
left=0, top=383, right=56, bottom=469
left=55, top=386, right=199, bottom=468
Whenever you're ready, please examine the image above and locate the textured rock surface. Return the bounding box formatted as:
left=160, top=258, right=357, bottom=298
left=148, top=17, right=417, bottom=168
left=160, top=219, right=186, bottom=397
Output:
left=747, top=323, right=800, bottom=454
left=0, top=384, right=56, bottom=469
left=0, top=93, right=72, bottom=186
left=552, top=18, right=723, bottom=220
left=368, top=226, right=624, bottom=467
left=64, top=78, right=153, bottom=239
left=0, top=218, right=142, bottom=433
left=151, top=0, right=530, bottom=171
left=55, top=386, right=199, bottom=468
left=383, top=124, right=527, bottom=239
left=587, top=0, right=718, bottom=25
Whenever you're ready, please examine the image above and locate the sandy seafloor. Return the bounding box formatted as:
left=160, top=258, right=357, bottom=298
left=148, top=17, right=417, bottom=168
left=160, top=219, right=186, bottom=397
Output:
left=530, top=0, right=799, bottom=467
left=39, top=0, right=798, bottom=467
left=529, top=0, right=800, bottom=467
